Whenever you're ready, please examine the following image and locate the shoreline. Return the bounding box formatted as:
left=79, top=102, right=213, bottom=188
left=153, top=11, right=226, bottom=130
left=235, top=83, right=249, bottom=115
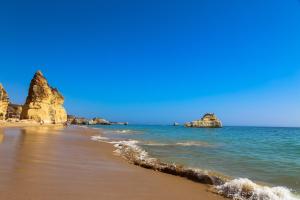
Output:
left=90, top=125, right=300, bottom=200
left=0, top=124, right=225, bottom=200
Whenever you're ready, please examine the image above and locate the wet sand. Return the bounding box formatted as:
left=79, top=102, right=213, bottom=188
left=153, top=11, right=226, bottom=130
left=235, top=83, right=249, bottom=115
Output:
left=0, top=125, right=225, bottom=200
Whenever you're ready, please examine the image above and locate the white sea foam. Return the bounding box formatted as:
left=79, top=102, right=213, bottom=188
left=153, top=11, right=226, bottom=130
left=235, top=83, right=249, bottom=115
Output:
left=216, top=178, right=299, bottom=200
left=141, top=141, right=212, bottom=147
left=176, top=141, right=212, bottom=147
left=142, top=142, right=170, bottom=146
left=109, top=140, right=156, bottom=163
left=103, top=129, right=141, bottom=135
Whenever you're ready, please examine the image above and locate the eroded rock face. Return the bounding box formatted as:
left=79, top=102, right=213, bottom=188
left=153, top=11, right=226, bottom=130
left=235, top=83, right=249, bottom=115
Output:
left=185, top=113, right=222, bottom=128
left=21, top=71, right=67, bottom=124
left=0, top=84, right=9, bottom=120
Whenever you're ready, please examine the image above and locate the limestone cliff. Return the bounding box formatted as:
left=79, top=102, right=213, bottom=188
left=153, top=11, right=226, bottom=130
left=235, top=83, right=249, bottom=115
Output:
left=21, top=71, right=67, bottom=124
left=185, top=113, right=222, bottom=128
left=0, top=84, right=9, bottom=120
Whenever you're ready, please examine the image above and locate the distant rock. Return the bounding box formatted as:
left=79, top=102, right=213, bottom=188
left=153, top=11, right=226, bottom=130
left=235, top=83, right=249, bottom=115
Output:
left=7, top=104, right=23, bottom=119
left=67, top=115, right=128, bottom=126
left=92, top=117, right=111, bottom=125
left=185, top=113, right=222, bottom=128
left=0, top=84, right=9, bottom=120
left=67, top=115, right=76, bottom=124
left=21, top=70, right=67, bottom=124
left=71, top=117, right=89, bottom=125
left=67, top=115, right=88, bottom=125
left=67, top=115, right=111, bottom=125
left=88, top=119, right=97, bottom=125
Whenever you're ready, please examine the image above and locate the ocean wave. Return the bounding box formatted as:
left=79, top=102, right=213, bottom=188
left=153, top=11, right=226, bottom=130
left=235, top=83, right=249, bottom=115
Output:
left=109, top=140, right=155, bottom=162
left=108, top=139, right=224, bottom=185
left=216, top=178, right=299, bottom=200
left=90, top=136, right=299, bottom=200
left=141, top=142, right=170, bottom=146
left=176, top=141, right=212, bottom=147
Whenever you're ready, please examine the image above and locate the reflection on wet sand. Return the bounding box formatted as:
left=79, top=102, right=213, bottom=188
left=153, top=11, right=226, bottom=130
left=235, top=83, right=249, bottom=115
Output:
left=0, top=130, right=4, bottom=144
left=20, top=125, right=64, bottom=134
left=0, top=126, right=225, bottom=200
left=0, top=126, right=65, bottom=194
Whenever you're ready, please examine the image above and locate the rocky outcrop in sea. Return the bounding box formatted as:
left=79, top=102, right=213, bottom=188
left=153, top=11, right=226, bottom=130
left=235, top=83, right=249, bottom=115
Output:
left=21, top=71, right=67, bottom=124
left=0, top=84, right=9, bottom=120
left=185, top=113, right=222, bottom=128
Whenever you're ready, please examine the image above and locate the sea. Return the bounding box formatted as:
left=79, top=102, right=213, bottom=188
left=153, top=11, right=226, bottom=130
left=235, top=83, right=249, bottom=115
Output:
left=90, top=125, right=300, bottom=200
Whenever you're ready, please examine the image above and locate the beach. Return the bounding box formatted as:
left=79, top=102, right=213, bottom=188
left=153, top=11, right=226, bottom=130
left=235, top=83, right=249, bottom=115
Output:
left=0, top=124, right=224, bottom=200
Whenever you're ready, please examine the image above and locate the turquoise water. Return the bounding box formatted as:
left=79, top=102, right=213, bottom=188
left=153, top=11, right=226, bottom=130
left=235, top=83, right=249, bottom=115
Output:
left=92, top=125, right=300, bottom=194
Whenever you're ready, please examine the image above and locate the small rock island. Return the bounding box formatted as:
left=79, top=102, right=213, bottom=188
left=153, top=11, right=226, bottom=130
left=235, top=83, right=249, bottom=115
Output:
left=185, top=113, right=222, bottom=128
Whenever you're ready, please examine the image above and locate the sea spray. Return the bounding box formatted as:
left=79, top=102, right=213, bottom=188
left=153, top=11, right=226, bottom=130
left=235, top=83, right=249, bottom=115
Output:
left=216, top=178, right=299, bottom=200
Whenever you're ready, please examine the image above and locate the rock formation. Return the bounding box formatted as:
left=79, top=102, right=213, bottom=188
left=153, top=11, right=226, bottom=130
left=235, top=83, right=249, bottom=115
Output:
left=0, top=84, right=9, bottom=120
left=21, top=70, right=67, bottom=124
left=185, top=113, right=222, bottom=128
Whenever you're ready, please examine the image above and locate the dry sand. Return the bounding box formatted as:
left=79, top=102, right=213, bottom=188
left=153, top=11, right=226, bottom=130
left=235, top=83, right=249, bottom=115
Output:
left=0, top=125, right=225, bottom=200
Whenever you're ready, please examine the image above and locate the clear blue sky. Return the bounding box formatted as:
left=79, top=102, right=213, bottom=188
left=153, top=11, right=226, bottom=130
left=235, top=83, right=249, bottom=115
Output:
left=1, top=0, right=300, bottom=126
